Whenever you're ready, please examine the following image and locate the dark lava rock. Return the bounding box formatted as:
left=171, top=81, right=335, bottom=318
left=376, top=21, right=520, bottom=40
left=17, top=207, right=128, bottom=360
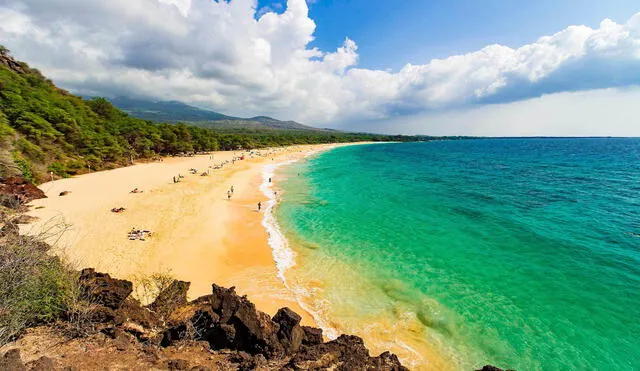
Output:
left=227, top=351, right=261, bottom=371
left=285, top=334, right=408, bottom=371
left=148, top=280, right=191, bottom=318
left=301, top=326, right=323, bottom=346
left=78, top=268, right=133, bottom=309
left=85, top=305, right=117, bottom=323
left=116, top=298, right=162, bottom=330
left=273, top=307, right=304, bottom=354
left=162, top=296, right=220, bottom=346
left=0, top=349, right=26, bottom=371
left=208, top=284, right=283, bottom=357
left=476, top=366, right=515, bottom=371
left=0, top=177, right=46, bottom=207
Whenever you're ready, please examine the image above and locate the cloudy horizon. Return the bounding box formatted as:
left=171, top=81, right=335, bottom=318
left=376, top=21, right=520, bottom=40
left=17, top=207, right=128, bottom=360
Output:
left=1, top=0, right=640, bottom=136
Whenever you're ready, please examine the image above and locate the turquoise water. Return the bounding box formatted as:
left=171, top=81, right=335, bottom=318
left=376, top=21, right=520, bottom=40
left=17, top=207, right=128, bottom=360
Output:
left=275, top=139, right=640, bottom=370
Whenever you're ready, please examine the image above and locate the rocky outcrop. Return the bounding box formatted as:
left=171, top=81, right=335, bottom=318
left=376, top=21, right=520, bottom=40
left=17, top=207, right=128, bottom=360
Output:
left=1, top=267, right=514, bottom=370
left=60, top=270, right=409, bottom=370
left=273, top=307, right=304, bottom=354
left=78, top=268, right=133, bottom=309
left=0, top=52, right=28, bottom=75
left=0, top=177, right=46, bottom=208
left=148, top=280, right=190, bottom=318
left=285, top=335, right=408, bottom=371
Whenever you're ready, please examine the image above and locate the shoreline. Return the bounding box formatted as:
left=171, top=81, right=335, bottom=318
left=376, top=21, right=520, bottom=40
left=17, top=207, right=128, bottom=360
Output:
left=20, top=143, right=363, bottom=327
left=262, top=145, right=454, bottom=371
left=21, top=141, right=451, bottom=369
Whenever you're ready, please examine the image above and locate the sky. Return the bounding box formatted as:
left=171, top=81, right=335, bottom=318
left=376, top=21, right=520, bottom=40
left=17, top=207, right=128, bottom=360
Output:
left=1, top=0, right=640, bottom=136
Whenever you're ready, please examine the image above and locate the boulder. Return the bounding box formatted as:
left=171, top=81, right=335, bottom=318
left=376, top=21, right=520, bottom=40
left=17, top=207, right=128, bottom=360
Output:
left=272, top=307, right=304, bottom=354
left=301, top=326, right=323, bottom=346
left=78, top=269, right=133, bottom=309
left=0, top=177, right=46, bottom=207
left=285, top=334, right=408, bottom=371
left=162, top=296, right=220, bottom=346
left=148, top=280, right=190, bottom=318
left=116, top=298, right=162, bottom=330
left=207, top=284, right=283, bottom=357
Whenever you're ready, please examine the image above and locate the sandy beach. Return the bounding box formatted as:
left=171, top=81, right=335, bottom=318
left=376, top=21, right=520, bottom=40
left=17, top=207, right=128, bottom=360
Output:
left=22, top=143, right=354, bottom=325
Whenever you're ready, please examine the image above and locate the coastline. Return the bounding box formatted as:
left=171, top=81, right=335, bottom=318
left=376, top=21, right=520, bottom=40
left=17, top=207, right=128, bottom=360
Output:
left=20, top=141, right=451, bottom=370
left=21, top=143, right=357, bottom=326
left=266, top=145, right=454, bottom=371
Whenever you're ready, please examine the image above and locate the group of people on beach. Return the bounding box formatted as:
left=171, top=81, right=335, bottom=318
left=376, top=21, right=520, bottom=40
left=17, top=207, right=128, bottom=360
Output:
left=128, top=228, right=152, bottom=241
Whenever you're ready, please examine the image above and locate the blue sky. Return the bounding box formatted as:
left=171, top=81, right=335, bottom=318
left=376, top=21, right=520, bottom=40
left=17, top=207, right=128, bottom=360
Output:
left=3, top=0, right=640, bottom=135
left=260, top=0, right=640, bottom=70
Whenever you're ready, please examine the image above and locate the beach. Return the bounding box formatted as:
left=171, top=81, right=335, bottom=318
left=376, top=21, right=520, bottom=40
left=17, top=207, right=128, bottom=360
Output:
left=22, top=143, right=353, bottom=325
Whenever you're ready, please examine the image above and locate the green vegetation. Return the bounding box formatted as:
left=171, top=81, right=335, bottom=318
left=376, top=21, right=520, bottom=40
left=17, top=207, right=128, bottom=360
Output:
left=0, top=221, right=77, bottom=344
left=0, top=48, right=425, bottom=184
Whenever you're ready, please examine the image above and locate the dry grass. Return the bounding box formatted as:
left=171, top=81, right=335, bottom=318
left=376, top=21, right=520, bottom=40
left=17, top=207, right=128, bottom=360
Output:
left=131, top=270, right=176, bottom=306
left=0, top=216, right=78, bottom=344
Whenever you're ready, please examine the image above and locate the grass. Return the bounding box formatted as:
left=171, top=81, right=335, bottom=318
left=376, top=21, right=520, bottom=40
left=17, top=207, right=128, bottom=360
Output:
left=0, top=216, right=77, bottom=344
left=131, top=270, right=176, bottom=306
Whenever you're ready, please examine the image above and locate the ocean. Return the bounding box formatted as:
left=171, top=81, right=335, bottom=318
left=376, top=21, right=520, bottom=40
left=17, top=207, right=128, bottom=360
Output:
left=268, top=139, right=640, bottom=370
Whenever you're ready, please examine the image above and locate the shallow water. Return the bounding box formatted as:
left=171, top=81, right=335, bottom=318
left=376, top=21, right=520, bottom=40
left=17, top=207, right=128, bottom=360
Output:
left=274, top=139, right=640, bottom=370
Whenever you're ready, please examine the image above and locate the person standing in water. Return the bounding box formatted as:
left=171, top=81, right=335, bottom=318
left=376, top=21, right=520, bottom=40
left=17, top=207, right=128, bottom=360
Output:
left=269, top=177, right=272, bottom=183
left=258, top=201, right=262, bottom=211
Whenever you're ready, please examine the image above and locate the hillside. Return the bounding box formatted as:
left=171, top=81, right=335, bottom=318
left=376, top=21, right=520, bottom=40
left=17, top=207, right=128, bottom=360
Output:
left=109, top=96, right=322, bottom=132
left=0, top=48, right=412, bottom=184
left=109, top=96, right=238, bottom=122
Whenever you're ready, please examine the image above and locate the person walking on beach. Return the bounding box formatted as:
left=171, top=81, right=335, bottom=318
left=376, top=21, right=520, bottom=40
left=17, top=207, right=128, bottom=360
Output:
left=230, top=185, right=234, bottom=193
left=258, top=201, right=262, bottom=211
left=269, top=177, right=272, bottom=183
left=227, top=191, right=232, bottom=200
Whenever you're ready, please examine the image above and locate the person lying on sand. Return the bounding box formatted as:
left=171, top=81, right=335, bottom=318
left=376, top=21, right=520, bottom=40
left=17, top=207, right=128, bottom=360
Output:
left=111, top=207, right=126, bottom=213
left=130, top=188, right=142, bottom=193
left=127, top=228, right=152, bottom=241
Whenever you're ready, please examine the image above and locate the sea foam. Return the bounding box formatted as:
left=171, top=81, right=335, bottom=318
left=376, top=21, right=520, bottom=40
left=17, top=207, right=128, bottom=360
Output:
left=259, top=151, right=341, bottom=340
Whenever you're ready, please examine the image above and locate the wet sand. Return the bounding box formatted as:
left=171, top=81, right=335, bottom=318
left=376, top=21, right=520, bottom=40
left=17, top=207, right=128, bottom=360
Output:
left=23, top=144, right=349, bottom=324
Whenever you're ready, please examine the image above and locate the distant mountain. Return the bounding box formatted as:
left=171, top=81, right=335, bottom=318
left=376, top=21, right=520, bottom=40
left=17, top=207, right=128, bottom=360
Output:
left=109, top=97, right=237, bottom=122
left=109, top=97, right=322, bottom=132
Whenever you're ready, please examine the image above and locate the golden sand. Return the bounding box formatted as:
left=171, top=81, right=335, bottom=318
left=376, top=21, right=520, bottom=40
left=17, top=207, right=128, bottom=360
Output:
left=22, top=142, right=451, bottom=370
left=23, top=144, right=344, bottom=324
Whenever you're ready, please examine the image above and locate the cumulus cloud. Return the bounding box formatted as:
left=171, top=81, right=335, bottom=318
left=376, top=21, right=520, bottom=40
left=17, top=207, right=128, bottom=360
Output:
left=1, top=0, right=640, bottom=130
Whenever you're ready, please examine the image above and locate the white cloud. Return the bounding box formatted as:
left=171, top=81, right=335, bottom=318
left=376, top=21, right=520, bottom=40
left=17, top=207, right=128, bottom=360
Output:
left=1, top=0, right=640, bottom=134
left=357, top=87, right=640, bottom=137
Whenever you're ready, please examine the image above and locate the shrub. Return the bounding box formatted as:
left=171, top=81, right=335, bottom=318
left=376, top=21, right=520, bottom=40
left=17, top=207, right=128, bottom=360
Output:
left=11, top=152, right=35, bottom=183
left=47, top=162, right=69, bottom=178
left=15, top=138, right=45, bottom=163
left=131, top=271, right=175, bottom=305
left=0, top=221, right=77, bottom=344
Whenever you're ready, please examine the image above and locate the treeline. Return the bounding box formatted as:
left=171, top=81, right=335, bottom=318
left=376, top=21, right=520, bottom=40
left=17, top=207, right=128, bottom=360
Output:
left=0, top=48, right=418, bottom=183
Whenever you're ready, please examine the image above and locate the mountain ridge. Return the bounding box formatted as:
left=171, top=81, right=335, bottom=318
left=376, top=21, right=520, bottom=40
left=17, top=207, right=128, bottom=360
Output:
left=109, top=96, right=323, bottom=132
